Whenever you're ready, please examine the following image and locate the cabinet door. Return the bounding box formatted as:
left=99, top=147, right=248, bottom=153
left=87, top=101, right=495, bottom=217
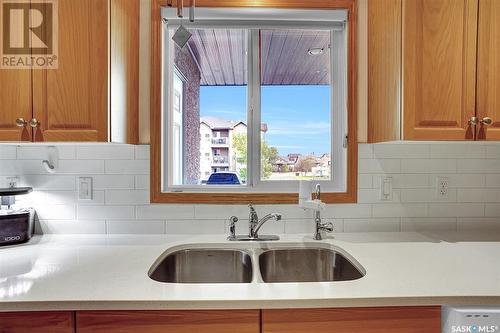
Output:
left=76, top=310, right=260, bottom=333
left=262, top=307, right=441, bottom=333
left=32, top=0, right=108, bottom=142
left=403, top=0, right=478, bottom=140
left=476, top=0, right=500, bottom=140
left=0, top=311, right=74, bottom=333
left=0, top=69, right=32, bottom=141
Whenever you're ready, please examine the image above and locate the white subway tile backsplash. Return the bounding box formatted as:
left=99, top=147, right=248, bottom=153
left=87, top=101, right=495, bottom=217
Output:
left=105, top=160, right=149, bottom=174
left=282, top=218, right=344, bottom=234
left=135, top=145, right=150, bottom=159
left=358, top=174, right=372, bottom=188
left=484, top=204, right=500, bottom=217
left=43, top=190, right=77, bottom=204
left=166, top=219, right=225, bottom=234
left=57, top=160, right=105, bottom=174
left=359, top=159, right=400, bottom=174
left=0, top=160, right=45, bottom=175
left=0, top=146, right=16, bottom=159
left=77, top=191, right=106, bottom=205
left=428, top=203, right=484, bottom=217
left=106, top=220, right=165, bottom=234
left=401, top=218, right=457, bottom=231
left=38, top=190, right=105, bottom=205
left=78, top=205, right=135, bottom=220
left=21, top=175, right=76, bottom=190
left=401, top=159, right=456, bottom=174
left=77, top=145, right=134, bottom=160
left=284, top=219, right=316, bottom=234
left=3, top=141, right=500, bottom=235
left=430, top=143, right=486, bottom=159
left=344, top=218, right=400, bottom=232
left=373, top=143, right=429, bottom=159
left=358, top=188, right=400, bottom=203
left=457, top=189, right=500, bottom=203
left=105, top=190, right=150, bottom=205
left=485, top=145, right=500, bottom=159
left=134, top=175, right=150, bottom=189
left=446, top=174, right=486, bottom=188
left=34, top=205, right=76, bottom=220
left=400, top=188, right=457, bottom=203
left=358, top=144, right=373, bottom=158
left=37, top=220, right=106, bottom=234
left=457, top=217, right=500, bottom=232
left=485, top=174, right=500, bottom=188
left=372, top=203, right=428, bottom=218
left=457, top=159, right=500, bottom=173
left=256, top=205, right=313, bottom=219
left=194, top=205, right=247, bottom=219
left=372, top=174, right=430, bottom=189
left=136, top=205, right=195, bottom=220
left=17, top=146, right=76, bottom=160
left=324, top=204, right=372, bottom=218
left=91, top=175, right=135, bottom=190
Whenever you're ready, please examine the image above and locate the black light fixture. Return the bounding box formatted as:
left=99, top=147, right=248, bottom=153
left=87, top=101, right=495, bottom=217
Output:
left=172, top=0, right=194, bottom=48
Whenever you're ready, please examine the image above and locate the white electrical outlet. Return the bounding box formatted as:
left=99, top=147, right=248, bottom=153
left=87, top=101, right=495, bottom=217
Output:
left=6, top=176, right=19, bottom=188
left=78, top=177, right=93, bottom=200
left=437, top=176, right=449, bottom=198
left=380, top=176, right=393, bottom=201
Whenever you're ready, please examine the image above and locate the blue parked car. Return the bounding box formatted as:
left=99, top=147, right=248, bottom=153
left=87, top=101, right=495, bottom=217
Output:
left=206, top=172, right=241, bottom=185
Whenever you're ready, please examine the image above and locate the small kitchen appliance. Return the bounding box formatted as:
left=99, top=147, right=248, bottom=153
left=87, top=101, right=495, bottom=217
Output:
left=0, top=186, right=35, bottom=246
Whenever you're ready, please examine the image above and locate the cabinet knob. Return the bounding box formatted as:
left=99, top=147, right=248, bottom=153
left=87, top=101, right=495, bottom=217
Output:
left=481, top=117, right=493, bottom=126
left=469, top=116, right=478, bottom=125
left=29, top=118, right=40, bottom=128
left=15, top=118, right=27, bottom=127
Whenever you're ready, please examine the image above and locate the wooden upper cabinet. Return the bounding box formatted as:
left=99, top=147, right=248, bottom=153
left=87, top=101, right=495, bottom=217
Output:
left=402, top=0, right=478, bottom=140
left=262, top=307, right=441, bottom=333
left=0, top=311, right=74, bottom=333
left=367, top=0, right=401, bottom=143
left=32, top=0, right=108, bottom=142
left=76, top=310, right=260, bottom=333
left=476, top=0, right=500, bottom=140
left=0, top=69, right=33, bottom=141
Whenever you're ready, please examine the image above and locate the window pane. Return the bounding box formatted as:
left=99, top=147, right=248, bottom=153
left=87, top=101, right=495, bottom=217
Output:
left=170, top=28, right=248, bottom=185
left=260, top=29, right=332, bottom=181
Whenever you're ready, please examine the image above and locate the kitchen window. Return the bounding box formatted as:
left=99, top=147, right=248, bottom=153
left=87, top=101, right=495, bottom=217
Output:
left=152, top=4, right=357, bottom=203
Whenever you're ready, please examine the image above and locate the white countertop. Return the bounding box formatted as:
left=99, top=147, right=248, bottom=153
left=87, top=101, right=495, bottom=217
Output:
left=0, top=232, right=499, bottom=311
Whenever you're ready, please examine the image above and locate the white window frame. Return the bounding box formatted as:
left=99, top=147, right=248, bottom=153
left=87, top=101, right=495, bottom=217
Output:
left=161, top=7, right=348, bottom=193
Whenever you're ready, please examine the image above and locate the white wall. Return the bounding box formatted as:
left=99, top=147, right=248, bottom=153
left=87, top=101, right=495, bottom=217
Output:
left=1, top=142, right=500, bottom=234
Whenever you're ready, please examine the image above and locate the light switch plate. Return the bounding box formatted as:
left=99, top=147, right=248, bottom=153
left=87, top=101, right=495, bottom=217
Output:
left=78, top=177, right=93, bottom=200
left=380, top=176, right=393, bottom=201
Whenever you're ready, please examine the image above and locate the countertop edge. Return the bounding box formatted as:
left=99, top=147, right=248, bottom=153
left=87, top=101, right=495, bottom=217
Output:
left=1, top=296, right=500, bottom=312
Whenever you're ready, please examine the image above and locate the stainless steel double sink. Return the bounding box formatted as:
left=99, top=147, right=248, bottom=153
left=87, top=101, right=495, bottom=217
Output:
left=148, top=243, right=365, bottom=284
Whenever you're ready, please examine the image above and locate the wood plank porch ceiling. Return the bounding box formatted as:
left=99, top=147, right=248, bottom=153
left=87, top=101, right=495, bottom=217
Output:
left=186, top=28, right=331, bottom=86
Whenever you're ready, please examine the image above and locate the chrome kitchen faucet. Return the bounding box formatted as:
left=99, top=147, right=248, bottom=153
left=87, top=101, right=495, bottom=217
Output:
left=313, top=184, right=334, bottom=240
left=228, top=204, right=281, bottom=241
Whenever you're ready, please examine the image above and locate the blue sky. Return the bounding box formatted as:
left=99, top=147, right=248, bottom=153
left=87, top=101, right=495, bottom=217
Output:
left=200, top=85, right=331, bottom=156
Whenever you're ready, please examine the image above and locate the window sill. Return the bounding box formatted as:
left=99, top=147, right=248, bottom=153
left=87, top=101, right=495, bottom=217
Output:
left=150, top=191, right=357, bottom=204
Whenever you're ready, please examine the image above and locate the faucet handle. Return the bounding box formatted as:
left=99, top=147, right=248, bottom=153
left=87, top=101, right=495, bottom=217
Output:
left=322, top=221, right=334, bottom=232
left=248, top=203, right=255, bottom=212
left=228, top=216, right=239, bottom=240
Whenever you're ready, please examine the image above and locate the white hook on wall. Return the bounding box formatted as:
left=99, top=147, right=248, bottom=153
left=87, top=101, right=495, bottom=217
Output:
left=42, top=146, right=58, bottom=174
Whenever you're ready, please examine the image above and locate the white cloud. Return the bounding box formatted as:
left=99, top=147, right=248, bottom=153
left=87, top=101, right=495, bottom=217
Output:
left=267, top=121, right=330, bottom=135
